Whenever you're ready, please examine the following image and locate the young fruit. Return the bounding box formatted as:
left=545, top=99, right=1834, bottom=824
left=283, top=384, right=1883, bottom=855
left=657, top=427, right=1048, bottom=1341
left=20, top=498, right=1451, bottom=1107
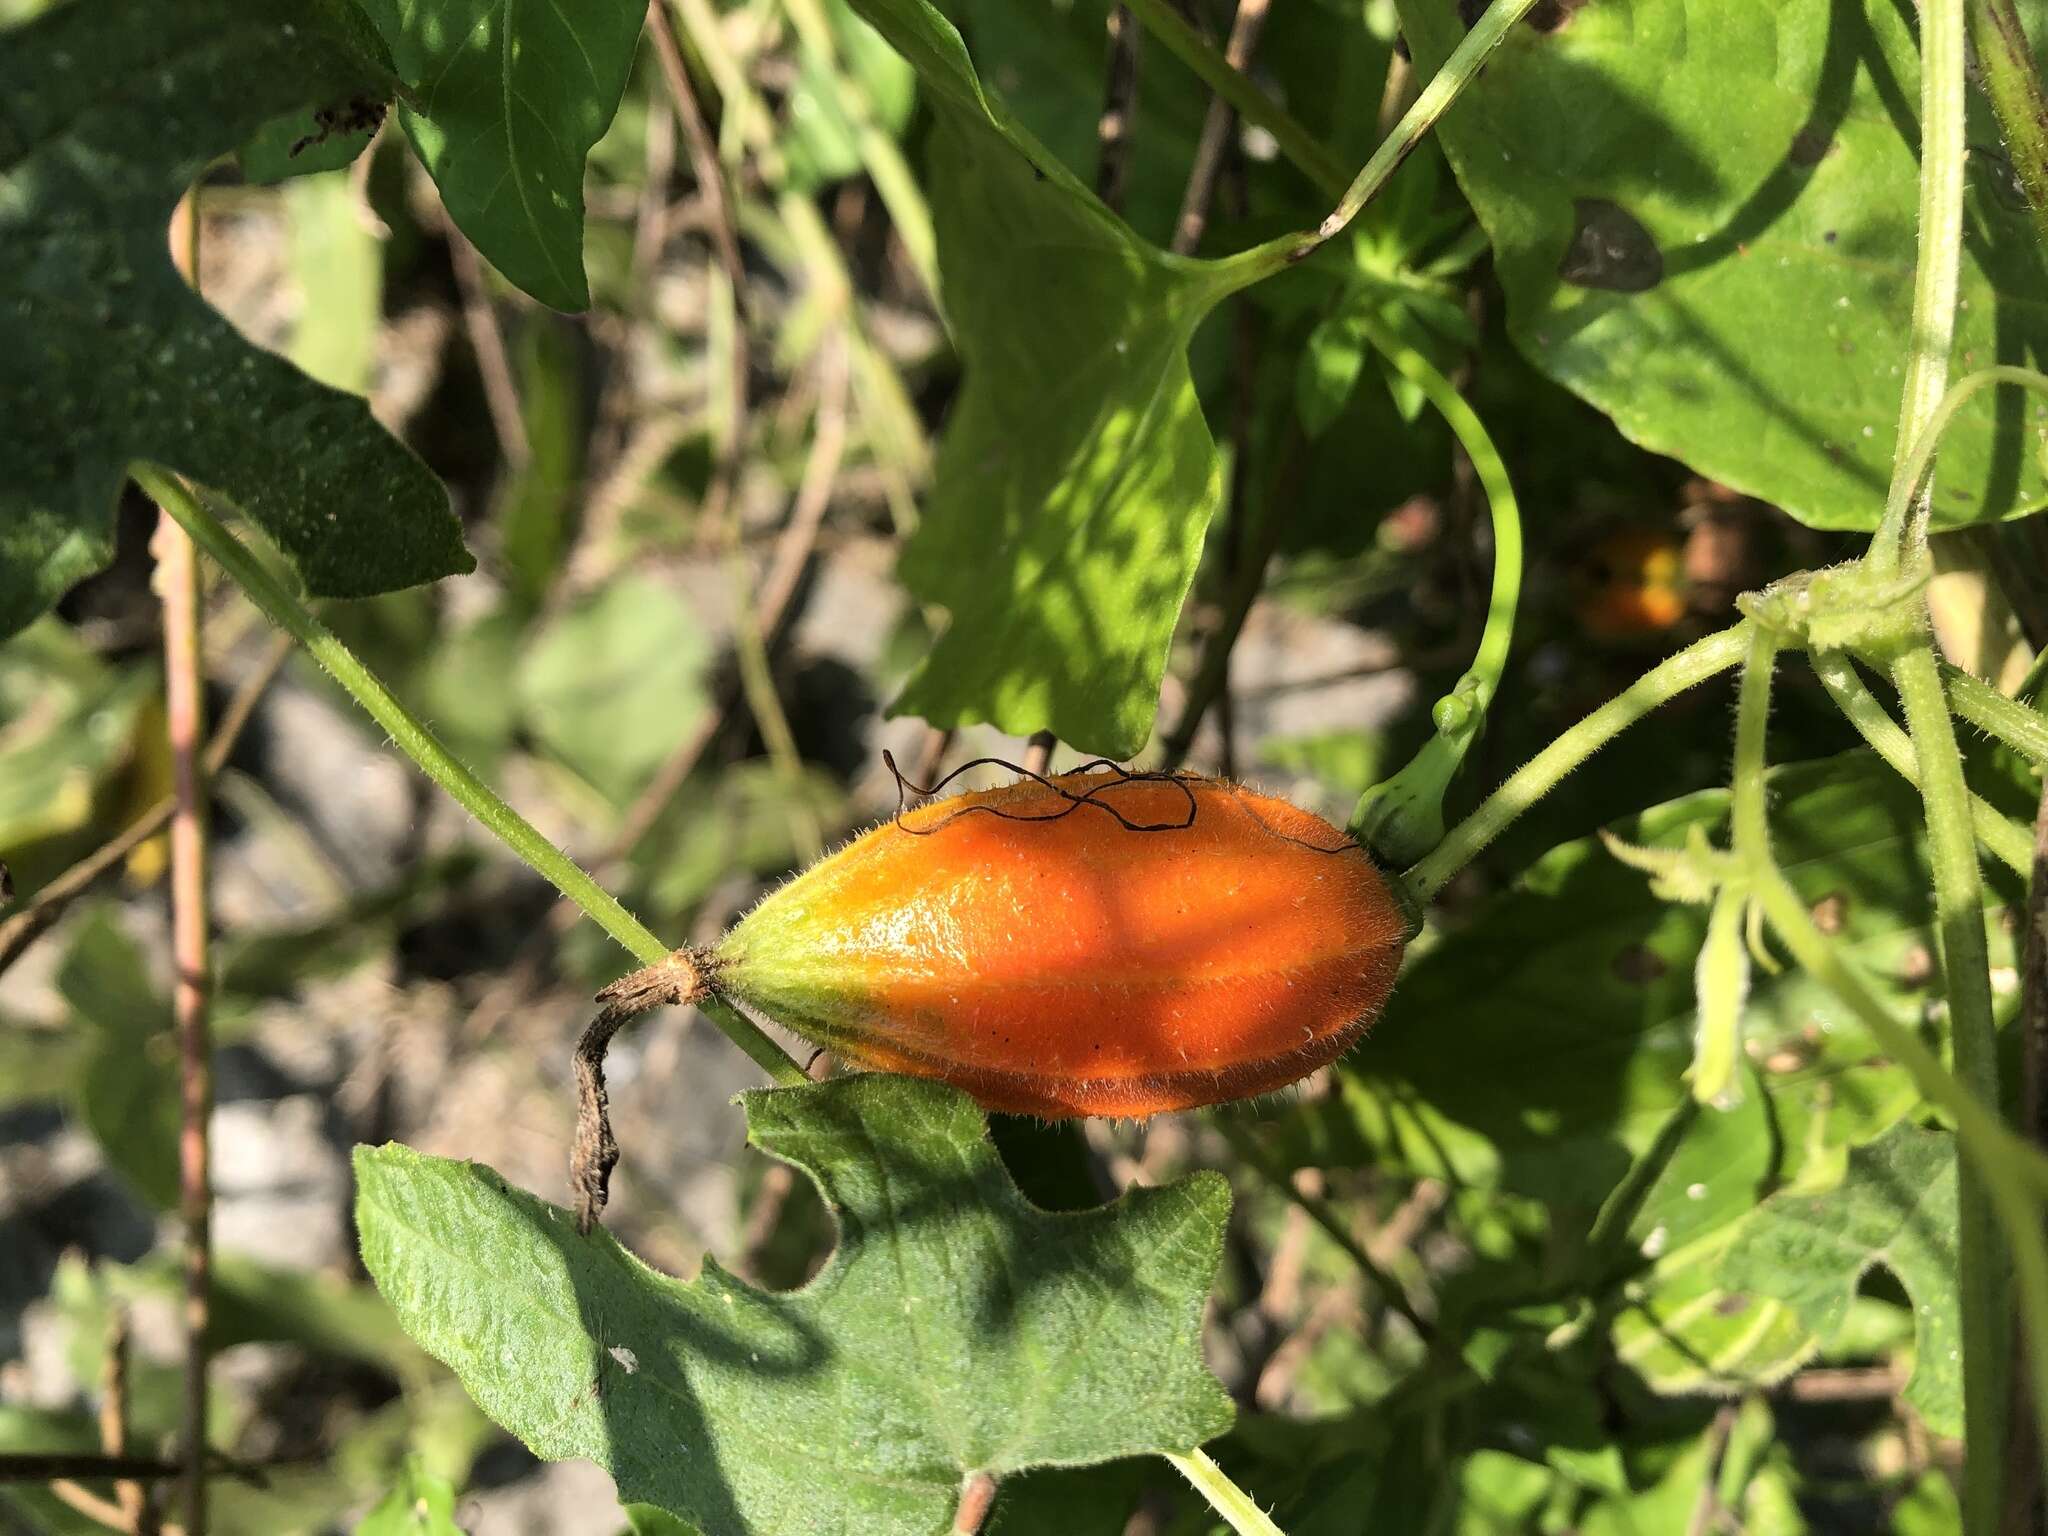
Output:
left=708, top=768, right=1411, bottom=1117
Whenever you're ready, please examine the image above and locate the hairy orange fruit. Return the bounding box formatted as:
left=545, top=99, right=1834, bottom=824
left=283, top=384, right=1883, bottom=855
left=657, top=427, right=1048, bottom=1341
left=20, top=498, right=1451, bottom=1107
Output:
left=709, top=770, right=1410, bottom=1117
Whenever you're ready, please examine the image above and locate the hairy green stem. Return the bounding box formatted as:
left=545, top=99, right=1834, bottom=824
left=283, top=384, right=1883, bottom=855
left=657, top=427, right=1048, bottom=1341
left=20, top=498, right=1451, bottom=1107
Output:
left=1734, top=639, right=2048, bottom=1496
left=1164, top=1449, right=1287, bottom=1536
left=1894, top=633, right=2011, bottom=1528
left=1946, top=660, right=2048, bottom=769
left=1119, top=0, right=1348, bottom=198
left=1811, top=651, right=2033, bottom=876
left=1967, top=0, right=2048, bottom=248
left=1403, top=625, right=1749, bottom=903
left=136, top=468, right=809, bottom=1088
left=1348, top=311, right=1522, bottom=854
left=1873, top=0, right=1968, bottom=566
left=1882, top=367, right=2048, bottom=548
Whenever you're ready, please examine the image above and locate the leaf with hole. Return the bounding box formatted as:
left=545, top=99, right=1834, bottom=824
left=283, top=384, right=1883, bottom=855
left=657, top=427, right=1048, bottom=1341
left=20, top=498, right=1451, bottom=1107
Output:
left=0, top=0, right=470, bottom=642
left=1396, top=0, right=2048, bottom=529
left=356, top=1075, right=1233, bottom=1536
left=1720, top=1123, right=1963, bottom=1435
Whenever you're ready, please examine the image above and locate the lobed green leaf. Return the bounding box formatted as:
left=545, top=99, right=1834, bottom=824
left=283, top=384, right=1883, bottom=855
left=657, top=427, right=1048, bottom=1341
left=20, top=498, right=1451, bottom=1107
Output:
left=357, top=1075, right=1234, bottom=1536
left=0, top=0, right=470, bottom=640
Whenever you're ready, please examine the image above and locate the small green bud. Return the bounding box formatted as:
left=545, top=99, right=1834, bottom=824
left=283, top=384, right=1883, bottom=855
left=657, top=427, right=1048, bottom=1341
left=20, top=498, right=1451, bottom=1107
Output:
left=1690, top=882, right=1752, bottom=1106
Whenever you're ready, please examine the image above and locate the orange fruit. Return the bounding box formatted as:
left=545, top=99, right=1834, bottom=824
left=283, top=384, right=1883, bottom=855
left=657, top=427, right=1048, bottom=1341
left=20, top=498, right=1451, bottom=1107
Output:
left=709, top=769, right=1410, bottom=1116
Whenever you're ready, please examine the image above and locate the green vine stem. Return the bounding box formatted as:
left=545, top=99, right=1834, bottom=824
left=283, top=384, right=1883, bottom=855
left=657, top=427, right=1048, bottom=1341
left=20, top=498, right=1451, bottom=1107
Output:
left=1311, top=0, right=1539, bottom=246
left=1871, top=0, right=1968, bottom=567
left=134, top=466, right=811, bottom=1089
left=1967, top=0, right=2048, bottom=247
left=1119, top=0, right=1349, bottom=198
left=1208, top=0, right=1543, bottom=290
left=1730, top=632, right=2048, bottom=1493
left=1402, top=624, right=1750, bottom=904
left=1945, top=661, right=2048, bottom=769
left=1810, top=651, right=2033, bottom=876
left=1164, top=1448, right=1287, bottom=1536
left=1892, top=633, right=2012, bottom=1527
left=1881, top=366, right=2048, bottom=548
left=1348, top=310, right=1522, bottom=860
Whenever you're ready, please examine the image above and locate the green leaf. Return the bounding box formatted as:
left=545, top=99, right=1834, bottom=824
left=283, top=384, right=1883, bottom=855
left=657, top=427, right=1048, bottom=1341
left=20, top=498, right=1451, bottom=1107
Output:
left=1396, top=0, right=2048, bottom=529
left=355, top=1457, right=466, bottom=1536
left=0, top=621, right=153, bottom=872
left=57, top=909, right=179, bottom=1210
left=241, top=103, right=383, bottom=185
left=514, top=575, right=710, bottom=807
left=1609, top=1222, right=1818, bottom=1396
left=0, top=0, right=470, bottom=642
left=497, top=316, right=586, bottom=606
left=356, top=1075, right=1234, bottom=1535
left=1275, top=753, right=2005, bottom=1220
left=847, top=0, right=1254, bottom=757
left=354, top=0, right=644, bottom=311
left=287, top=171, right=384, bottom=394
left=1891, top=1471, right=1963, bottom=1536
left=1720, top=1123, right=1963, bottom=1435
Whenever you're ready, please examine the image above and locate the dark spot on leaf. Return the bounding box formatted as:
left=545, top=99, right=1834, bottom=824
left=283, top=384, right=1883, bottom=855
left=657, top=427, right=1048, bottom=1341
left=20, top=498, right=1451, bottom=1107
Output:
left=1612, top=944, right=1666, bottom=984
left=1823, top=229, right=1838, bottom=244
left=1810, top=892, right=1848, bottom=935
left=1898, top=943, right=1935, bottom=986
left=1716, top=1293, right=1751, bottom=1316
left=1558, top=199, right=1663, bottom=293
left=1789, top=128, right=1833, bottom=168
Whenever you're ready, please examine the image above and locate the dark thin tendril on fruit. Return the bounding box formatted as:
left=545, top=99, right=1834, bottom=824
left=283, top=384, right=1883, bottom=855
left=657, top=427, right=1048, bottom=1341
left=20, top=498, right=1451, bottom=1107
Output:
left=880, top=751, right=1200, bottom=833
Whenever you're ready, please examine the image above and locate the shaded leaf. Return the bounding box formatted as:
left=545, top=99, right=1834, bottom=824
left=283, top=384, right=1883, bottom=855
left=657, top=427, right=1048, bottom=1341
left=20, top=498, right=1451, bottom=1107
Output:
left=0, top=0, right=470, bottom=640
left=354, top=0, right=645, bottom=311
left=357, top=1075, right=1234, bottom=1535
left=56, top=909, right=178, bottom=1210
left=1274, top=754, right=2004, bottom=1224
left=515, top=575, right=710, bottom=807
left=847, top=0, right=1258, bottom=757
left=1720, top=1123, right=1962, bottom=1434
left=1397, top=0, right=2048, bottom=529
left=0, top=622, right=154, bottom=874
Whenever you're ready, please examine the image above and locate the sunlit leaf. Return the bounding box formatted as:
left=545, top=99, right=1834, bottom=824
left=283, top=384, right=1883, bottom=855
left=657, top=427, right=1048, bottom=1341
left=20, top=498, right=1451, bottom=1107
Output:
left=357, top=1075, right=1233, bottom=1535
left=353, top=0, right=645, bottom=311
left=1397, top=0, right=2048, bottom=529
left=1721, top=1123, right=1962, bottom=1435
left=846, top=0, right=1260, bottom=757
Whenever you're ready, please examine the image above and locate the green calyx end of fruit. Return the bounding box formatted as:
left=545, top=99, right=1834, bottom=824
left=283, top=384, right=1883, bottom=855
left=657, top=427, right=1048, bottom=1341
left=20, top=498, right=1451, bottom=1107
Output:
left=1351, top=671, right=1490, bottom=869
